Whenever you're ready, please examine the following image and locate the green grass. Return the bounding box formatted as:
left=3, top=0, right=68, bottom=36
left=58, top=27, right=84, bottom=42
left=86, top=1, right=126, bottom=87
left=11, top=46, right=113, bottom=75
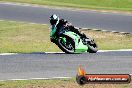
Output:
left=0, top=21, right=61, bottom=53
left=81, top=29, right=132, bottom=50
left=0, top=20, right=132, bottom=53
left=0, top=78, right=131, bottom=88
left=1, top=0, right=132, bottom=12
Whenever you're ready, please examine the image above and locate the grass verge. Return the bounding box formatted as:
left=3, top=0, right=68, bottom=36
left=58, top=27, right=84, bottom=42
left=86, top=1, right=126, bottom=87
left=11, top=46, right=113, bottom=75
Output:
left=0, top=0, right=132, bottom=12
left=0, top=20, right=132, bottom=53
left=81, top=29, right=132, bottom=50
left=0, top=21, right=61, bottom=53
left=0, top=78, right=132, bottom=88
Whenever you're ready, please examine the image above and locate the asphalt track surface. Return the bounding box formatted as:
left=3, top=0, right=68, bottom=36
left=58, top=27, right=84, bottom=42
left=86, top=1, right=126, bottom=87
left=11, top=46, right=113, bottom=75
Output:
left=0, top=2, right=132, bottom=33
left=0, top=51, right=132, bottom=80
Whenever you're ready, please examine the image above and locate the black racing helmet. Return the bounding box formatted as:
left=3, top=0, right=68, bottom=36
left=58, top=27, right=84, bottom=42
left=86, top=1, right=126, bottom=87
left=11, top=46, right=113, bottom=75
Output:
left=50, top=14, right=59, bottom=25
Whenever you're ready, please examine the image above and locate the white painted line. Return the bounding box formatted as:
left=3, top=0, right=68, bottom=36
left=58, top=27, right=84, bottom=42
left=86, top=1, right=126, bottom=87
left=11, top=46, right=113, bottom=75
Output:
left=0, top=77, right=72, bottom=81
left=0, top=19, right=47, bottom=25
left=52, top=77, right=72, bottom=79
left=0, top=75, right=131, bottom=81
left=130, top=74, right=132, bottom=76
left=98, top=49, right=132, bottom=52
left=45, top=52, right=65, bottom=54
left=0, top=19, right=5, bottom=21
left=92, top=29, right=101, bottom=31
left=101, top=30, right=110, bottom=32
left=46, top=49, right=132, bottom=53
left=0, top=49, right=132, bottom=55
left=0, top=53, right=17, bottom=56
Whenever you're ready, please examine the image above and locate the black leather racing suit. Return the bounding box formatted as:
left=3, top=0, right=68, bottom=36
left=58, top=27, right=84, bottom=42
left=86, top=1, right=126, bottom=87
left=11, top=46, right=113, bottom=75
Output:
left=55, top=19, right=84, bottom=37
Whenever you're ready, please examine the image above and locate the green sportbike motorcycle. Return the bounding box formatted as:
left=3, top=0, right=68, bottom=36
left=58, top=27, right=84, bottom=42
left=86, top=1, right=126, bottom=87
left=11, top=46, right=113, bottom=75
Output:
left=50, top=26, right=98, bottom=54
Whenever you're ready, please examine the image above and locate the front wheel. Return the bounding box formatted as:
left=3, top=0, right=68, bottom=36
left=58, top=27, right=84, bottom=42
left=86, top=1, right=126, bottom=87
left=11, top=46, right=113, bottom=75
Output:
left=87, top=39, right=98, bottom=53
left=57, top=35, right=75, bottom=54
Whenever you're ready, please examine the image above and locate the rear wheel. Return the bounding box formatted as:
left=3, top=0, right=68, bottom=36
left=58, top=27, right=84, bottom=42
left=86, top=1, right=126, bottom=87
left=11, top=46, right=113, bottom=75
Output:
left=57, top=35, right=75, bottom=54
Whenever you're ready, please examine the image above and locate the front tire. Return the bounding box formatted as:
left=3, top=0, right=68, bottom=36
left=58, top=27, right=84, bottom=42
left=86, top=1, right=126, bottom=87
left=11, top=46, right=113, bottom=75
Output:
left=57, top=35, right=75, bottom=54
left=87, top=39, right=98, bottom=53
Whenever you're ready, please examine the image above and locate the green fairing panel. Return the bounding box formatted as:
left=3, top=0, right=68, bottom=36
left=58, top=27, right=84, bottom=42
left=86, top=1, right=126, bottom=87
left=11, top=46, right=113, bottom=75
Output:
left=64, top=31, right=88, bottom=52
left=50, top=25, right=57, bottom=37
left=75, top=40, right=88, bottom=52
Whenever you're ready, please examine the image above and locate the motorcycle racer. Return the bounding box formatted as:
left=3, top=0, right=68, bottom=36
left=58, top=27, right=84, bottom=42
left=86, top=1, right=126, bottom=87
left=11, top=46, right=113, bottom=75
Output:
left=49, top=14, right=87, bottom=42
